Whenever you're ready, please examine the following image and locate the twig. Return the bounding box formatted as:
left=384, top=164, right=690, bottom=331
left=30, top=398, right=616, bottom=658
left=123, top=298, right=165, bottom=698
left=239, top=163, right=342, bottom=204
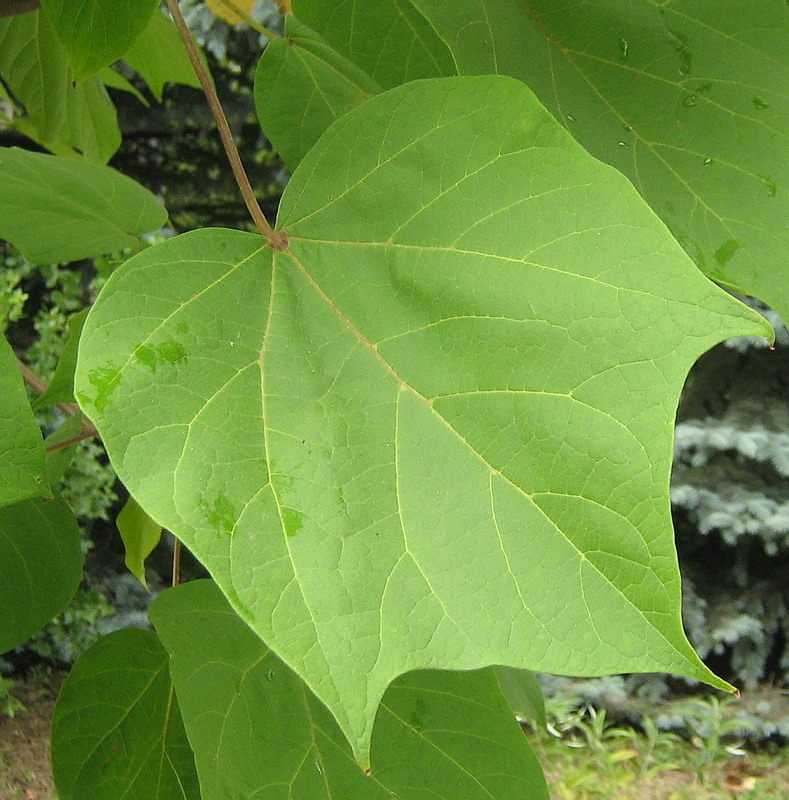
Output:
left=45, top=430, right=96, bottom=453
left=165, top=0, right=287, bottom=248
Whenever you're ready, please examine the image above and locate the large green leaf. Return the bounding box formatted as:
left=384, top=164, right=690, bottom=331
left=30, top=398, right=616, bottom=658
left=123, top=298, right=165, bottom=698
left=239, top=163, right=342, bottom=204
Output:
left=76, top=76, right=771, bottom=764
left=51, top=628, right=200, bottom=800
left=297, top=0, right=789, bottom=323
left=151, top=579, right=549, bottom=798
left=0, top=495, right=82, bottom=653
left=255, top=16, right=382, bottom=170
left=0, top=335, right=48, bottom=507
left=40, top=0, right=159, bottom=80
left=122, top=9, right=202, bottom=102
left=0, top=148, right=167, bottom=264
left=0, top=10, right=119, bottom=162
left=294, top=0, right=454, bottom=88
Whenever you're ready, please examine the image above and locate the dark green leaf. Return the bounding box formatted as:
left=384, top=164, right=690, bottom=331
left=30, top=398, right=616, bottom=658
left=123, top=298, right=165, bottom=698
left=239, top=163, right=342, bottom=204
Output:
left=0, top=148, right=167, bottom=264
left=39, top=0, right=159, bottom=80
left=255, top=16, right=382, bottom=170
left=51, top=628, right=200, bottom=800
left=116, top=496, right=163, bottom=590
left=0, top=495, right=82, bottom=653
left=0, top=10, right=120, bottom=161
left=76, top=75, right=770, bottom=763
left=151, top=580, right=549, bottom=795
left=0, top=335, right=47, bottom=507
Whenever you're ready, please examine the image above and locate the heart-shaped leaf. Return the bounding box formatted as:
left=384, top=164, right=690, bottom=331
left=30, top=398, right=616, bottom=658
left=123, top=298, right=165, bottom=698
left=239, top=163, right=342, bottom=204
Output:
left=151, top=580, right=549, bottom=798
left=76, top=76, right=770, bottom=763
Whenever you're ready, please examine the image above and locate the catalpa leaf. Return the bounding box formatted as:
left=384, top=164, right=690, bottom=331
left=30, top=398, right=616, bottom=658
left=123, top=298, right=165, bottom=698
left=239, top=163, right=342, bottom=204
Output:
left=0, top=495, right=82, bottom=653
left=75, top=76, right=771, bottom=764
left=0, top=148, right=167, bottom=264
left=151, top=580, right=549, bottom=799
left=51, top=628, right=200, bottom=800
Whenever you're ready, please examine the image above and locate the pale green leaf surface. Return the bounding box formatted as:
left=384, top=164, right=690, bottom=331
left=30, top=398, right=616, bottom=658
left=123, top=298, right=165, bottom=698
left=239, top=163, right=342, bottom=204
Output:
left=116, top=496, right=163, bottom=590
left=122, top=9, right=202, bottom=102
left=40, top=0, right=159, bottom=80
left=51, top=628, right=200, bottom=800
left=255, top=16, right=382, bottom=170
left=0, top=335, right=47, bottom=507
left=0, top=11, right=120, bottom=161
left=76, top=76, right=771, bottom=764
left=151, top=579, right=549, bottom=799
left=407, top=0, right=789, bottom=323
left=493, top=667, right=545, bottom=727
left=33, top=309, right=88, bottom=410
left=0, top=495, right=81, bottom=653
left=0, top=148, right=167, bottom=264
left=293, top=0, right=454, bottom=88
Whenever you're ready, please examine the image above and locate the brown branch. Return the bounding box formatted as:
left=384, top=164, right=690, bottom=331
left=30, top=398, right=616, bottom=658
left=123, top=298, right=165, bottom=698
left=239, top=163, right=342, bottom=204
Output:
left=45, top=430, right=96, bottom=453
left=172, top=537, right=182, bottom=587
left=164, top=0, right=287, bottom=248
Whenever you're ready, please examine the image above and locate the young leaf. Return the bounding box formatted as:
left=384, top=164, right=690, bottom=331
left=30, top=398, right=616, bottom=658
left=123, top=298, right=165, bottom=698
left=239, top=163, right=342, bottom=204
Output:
left=151, top=579, right=550, bottom=797
left=76, top=75, right=771, bottom=764
left=33, top=310, right=88, bottom=410
left=407, top=0, right=789, bottom=324
left=293, top=0, right=455, bottom=88
left=0, top=335, right=48, bottom=506
left=122, top=9, right=202, bottom=101
left=51, top=628, right=200, bottom=800
left=98, top=66, right=150, bottom=107
left=0, top=10, right=120, bottom=161
left=254, top=16, right=382, bottom=170
left=0, top=495, right=82, bottom=653
left=116, top=496, right=163, bottom=590
left=39, top=0, right=159, bottom=81
left=206, top=0, right=254, bottom=26
left=0, top=148, right=167, bottom=264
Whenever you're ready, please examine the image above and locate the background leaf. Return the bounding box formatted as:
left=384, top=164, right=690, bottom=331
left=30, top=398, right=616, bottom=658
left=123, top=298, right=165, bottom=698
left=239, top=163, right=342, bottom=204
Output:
left=0, top=10, right=120, bottom=161
left=151, top=579, right=549, bottom=797
left=51, top=628, right=200, bottom=800
left=122, top=9, right=202, bottom=102
left=254, top=16, right=382, bottom=170
left=76, top=76, right=771, bottom=763
left=0, top=335, right=47, bottom=506
left=0, top=495, right=82, bottom=653
left=294, top=0, right=454, bottom=88
left=39, top=0, right=159, bottom=80
left=116, top=496, right=163, bottom=590
left=0, top=148, right=167, bottom=264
